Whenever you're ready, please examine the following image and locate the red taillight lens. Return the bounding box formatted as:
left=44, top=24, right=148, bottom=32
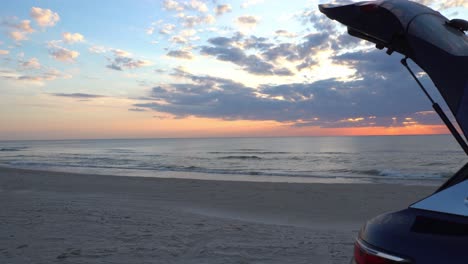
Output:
left=354, top=240, right=409, bottom=264
left=359, top=3, right=379, bottom=13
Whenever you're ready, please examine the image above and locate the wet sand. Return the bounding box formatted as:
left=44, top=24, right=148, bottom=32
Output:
left=0, top=167, right=435, bottom=263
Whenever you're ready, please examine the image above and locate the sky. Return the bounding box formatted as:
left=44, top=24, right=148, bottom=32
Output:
left=0, top=0, right=467, bottom=140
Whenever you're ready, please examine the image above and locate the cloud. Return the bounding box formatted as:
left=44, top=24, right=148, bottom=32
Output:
left=163, top=0, right=209, bottom=12
left=414, top=0, right=467, bottom=9
left=107, top=58, right=152, bottom=71
left=163, top=0, right=185, bottom=11
left=51, top=93, right=105, bottom=99
left=262, top=43, right=299, bottom=62
left=207, top=34, right=241, bottom=46
left=187, top=0, right=209, bottom=13
left=88, top=45, right=107, bottom=54
left=215, top=4, right=232, bottom=16
left=111, top=49, right=131, bottom=57
left=48, top=42, right=80, bottom=62
left=331, top=33, right=363, bottom=50
left=275, top=30, right=297, bottom=38
left=5, top=19, right=34, bottom=33
left=159, top=23, right=176, bottom=35
left=62, top=32, right=85, bottom=44
left=30, top=7, right=60, bottom=28
left=128, top=108, right=147, bottom=112
left=169, top=29, right=198, bottom=44
left=133, top=47, right=441, bottom=128
left=0, top=50, right=9, bottom=55
left=242, top=35, right=273, bottom=50
left=170, top=35, right=188, bottom=44
left=1, top=68, right=71, bottom=85
left=106, top=49, right=152, bottom=71
left=439, top=0, right=468, bottom=9
left=2, top=19, right=35, bottom=41
left=200, top=44, right=293, bottom=76
left=236, top=15, right=259, bottom=26
left=8, top=31, right=28, bottom=41
left=199, top=32, right=332, bottom=75
left=1, top=52, right=70, bottom=85
left=167, top=50, right=193, bottom=59
left=146, top=27, right=155, bottom=35
left=179, top=14, right=215, bottom=28
left=21, top=57, right=41, bottom=69
left=135, top=71, right=266, bottom=120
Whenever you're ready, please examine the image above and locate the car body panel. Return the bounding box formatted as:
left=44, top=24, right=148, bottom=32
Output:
left=359, top=208, right=468, bottom=264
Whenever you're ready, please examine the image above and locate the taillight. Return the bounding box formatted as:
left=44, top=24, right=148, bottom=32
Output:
left=359, top=3, right=379, bottom=13
left=354, top=239, right=410, bottom=264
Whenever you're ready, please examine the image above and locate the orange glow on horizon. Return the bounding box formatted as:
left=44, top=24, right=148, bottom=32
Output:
left=105, top=116, right=451, bottom=138
left=0, top=105, right=450, bottom=140
left=312, top=125, right=449, bottom=137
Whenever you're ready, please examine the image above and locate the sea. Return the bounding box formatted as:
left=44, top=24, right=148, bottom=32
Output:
left=0, top=135, right=466, bottom=185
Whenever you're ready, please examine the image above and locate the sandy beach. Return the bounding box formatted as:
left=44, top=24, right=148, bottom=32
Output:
left=0, top=167, right=435, bottom=264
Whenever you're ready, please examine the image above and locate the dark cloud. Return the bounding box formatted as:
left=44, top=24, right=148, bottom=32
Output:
left=331, top=33, right=364, bottom=50
left=107, top=56, right=151, bottom=71
left=180, top=14, right=215, bottom=28
left=332, top=50, right=405, bottom=77
left=106, top=49, right=152, bottom=71
left=296, top=58, right=317, bottom=71
left=275, top=30, right=297, bottom=38
left=243, top=36, right=273, bottom=50
left=134, top=49, right=444, bottom=128
left=237, top=16, right=259, bottom=25
left=200, top=42, right=293, bottom=76
left=167, top=50, right=193, bottom=59
left=297, top=33, right=329, bottom=58
left=106, top=64, right=122, bottom=71
left=215, top=4, right=232, bottom=16
left=208, top=36, right=235, bottom=46
left=134, top=4, right=448, bottom=129
left=262, top=43, right=299, bottom=61
left=128, top=108, right=147, bottom=112
left=1, top=68, right=71, bottom=83
left=306, top=9, right=339, bottom=33
left=51, top=93, right=105, bottom=99
left=200, top=33, right=310, bottom=76
left=200, top=46, right=245, bottom=63
left=260, top=33, right=329, bottom=65
left=199, top=30, right=334, bottom=75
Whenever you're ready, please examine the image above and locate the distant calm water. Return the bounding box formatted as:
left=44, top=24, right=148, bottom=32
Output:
left=0, top=135, right=466, bottom=185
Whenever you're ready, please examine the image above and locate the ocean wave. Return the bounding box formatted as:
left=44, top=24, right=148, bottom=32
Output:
left=422, top=162, right=451, bottom=167
left=218, top=155, right=262, bottom=160
left=318, top=152, right=353, bottom=155
left=209, top=151, right=290, bottom=154
left=376, top=169, right=451, bottom=179
left=329, top=168, right=450, bottom=179
left=3, top=160, right=329, bottom=179
left=2, top=160, right=453, bottom=181
left=0, top=147, right=28, bottom=152
left=105, top=148, right=136, bottom=153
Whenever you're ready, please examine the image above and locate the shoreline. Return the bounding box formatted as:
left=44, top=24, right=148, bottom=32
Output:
left=0, top=165, right=446, bottom=186
left=0, top=167, right=436, bottom=263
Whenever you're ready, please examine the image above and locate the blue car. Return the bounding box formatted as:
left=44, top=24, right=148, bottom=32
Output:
left=351, top=168, right=468, bottom=263
left=319, top=1, right=468, bottom=263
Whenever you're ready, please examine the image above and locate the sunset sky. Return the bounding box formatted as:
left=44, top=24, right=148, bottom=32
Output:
left=0, top=0, right=467, bottom=140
